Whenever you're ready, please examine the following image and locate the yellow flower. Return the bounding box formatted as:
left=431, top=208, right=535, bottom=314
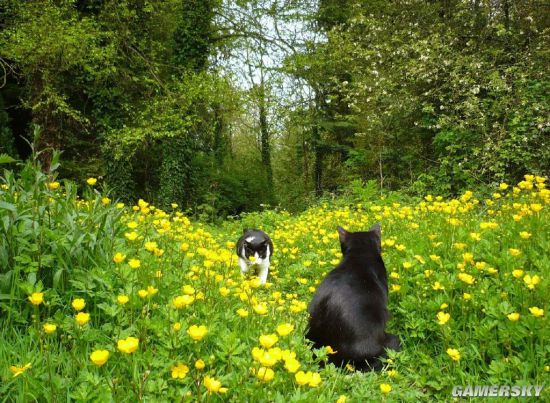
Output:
left=519, top=231, right=531, bottom=239
left=117, top=336, right=139, bottom=354
left=258, top=350, right=278, bottom=367
left=43, top=323, right=57, bottom=334
left=402, top=261, right=412, bottom=269
left=509, top=248, right=521, bottom=257
left=171, top=363, right=189, bottom=379
left=137, top=289, right=148, bottom=298
left=336, top=395, right=348, bottom=403
left=437, top=311, right=450, bottom=325
left=144, top=241, right=158, bottom=252
left=253, top=303, right=268, bottom=315
left=125, top=232, right=138, bottom=241
left=117, top=295, right=129, bottom=305
left=431, top=281, right=444, bottom=290
left=75, top=312, right=90, bottom=326
left=446, top=348, right=460, bottom=361
left=48, top=181, right=60, bottom=190
left=203, top=376, right=227, bottom=394
left=507, top=312, right=520, bottom=321
left=257, top=367, right=275, bottom=382
left=523, top=274, right=541, bottom=290
left=284, top=357, right=301, bottom=373
left=28, top=292, right=44, bottom=306
left=249, top=255, right=256, bottom=262
left=458, top=273, right=475, bottom=285
left=429, top=254, right=441, bottom=262
left=512, top=269, right=524, bottom=279
left=470, top=232, right=481, bottom=241
left=259, top=334, right=279, bottom=348
left=101, top=197, right=110, bottom=205
left=146, top=286, right=158, bottom=296
left=113, top=252, right=126, bottom=263
left=295, top=371, right=311, bottom=385
left=90, top=350, right=110, bottom=366
left=195, top=359, right=205, bottom=370
left=86, top=177, right=97, bottom=186
left=529, top=307, right=544, bottom=317
left=116, top=202, right=125, bottom=209
left=295, top=371, right=321, bottom=387
left=182, top=285, right=195, bottom=295
left=71, top=298, right=86, bottom=311
left=499, top=183, right=508, bottom=190
left=172, top=322, right=182, bottom=331
left=188, top=325, right=208, bottom=341
left=237, top=308, right=249, bottom=317
left=463, top=293, right=472, bottom=300
left=219, top=287, right=230, bottom=297
left=172, top=295, right=195, bottom=309
left=325, top=345, right=337, bottom=355
left=9, top=363, right=31, bottom=377
left=128, top=259, right=141, bottom=269
left=380, top=383, right=392, bottom=394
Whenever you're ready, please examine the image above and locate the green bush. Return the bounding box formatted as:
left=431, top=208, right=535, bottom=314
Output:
left=0, top=150, right=124, bottom=325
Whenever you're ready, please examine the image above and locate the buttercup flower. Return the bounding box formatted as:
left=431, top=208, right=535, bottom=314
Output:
left=256, top=367, right=275, bottom=382
left=86, top=177, right=97, bottom=186
left=507, top=312, right=520, bottom=321
left=113, top=252, right=126, bottom=263
left=43, top=323, right=57, bottom=334
left=90, top=350, right=110, bottom=366
left=9, top=363, right=31, bottom=377
left=128, top=258, right=141, bottom=269
left=28, top=292, right=44, bottom=306
left=48, top=181, right=60, bottom=190
left=437, top=311, right=450, bottom=325
left=446, top=348, right=460, bottom=361
left=529, top=307, right=544, bottom=317
left=259, top=334, right=278, bottom=349
left=380, top=383, right=392, bottom=394
left=203, top=376, right=227, bottom=393
left=117, top=336, right=139, bottom=353
left=117, top=295, right=129, bottom=305
left=195, top=359, right=205, bottom=370
left=75, top=312, right=90, bottom=326
left=188, top=325, right=208, bottom=341
left=72, top=298, right=86, bottom=311
left=284, top=357, right=301, bottom=373
left=171, top=363, right=189, bottom=379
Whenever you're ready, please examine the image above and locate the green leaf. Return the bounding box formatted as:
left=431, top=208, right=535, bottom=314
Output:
left=0, top=154, right=17, bottom=164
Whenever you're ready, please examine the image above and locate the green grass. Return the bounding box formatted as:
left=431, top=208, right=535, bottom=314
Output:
left=0, top=162, right=548, bottom=401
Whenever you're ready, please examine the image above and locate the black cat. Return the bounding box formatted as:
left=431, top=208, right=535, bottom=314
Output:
left=306, top=224, right=400, bottom=370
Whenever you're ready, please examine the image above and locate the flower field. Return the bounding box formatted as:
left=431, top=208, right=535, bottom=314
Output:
left=0, top=168, right=548, bottom=401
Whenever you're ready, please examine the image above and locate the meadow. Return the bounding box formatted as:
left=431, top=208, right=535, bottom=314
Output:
left=0, top=160, right=548, bottom=401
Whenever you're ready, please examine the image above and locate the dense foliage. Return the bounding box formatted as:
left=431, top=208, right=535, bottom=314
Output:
left=1, top=1, right=549, bottom=214
left=0, top=159, right=548, bottom=400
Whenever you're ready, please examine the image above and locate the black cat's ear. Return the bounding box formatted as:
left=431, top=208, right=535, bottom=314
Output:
left=369, top=223, right=382, bottom=252
left=337, top=226, right=348, bottom=242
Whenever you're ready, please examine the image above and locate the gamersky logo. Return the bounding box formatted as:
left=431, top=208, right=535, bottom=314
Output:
left=452, top=385, right=544, bottom=398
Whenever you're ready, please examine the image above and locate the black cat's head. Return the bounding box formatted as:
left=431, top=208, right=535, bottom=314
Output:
left=241, top=229, right=271, bottom=260
left=337, top=224, right=382, bottom=256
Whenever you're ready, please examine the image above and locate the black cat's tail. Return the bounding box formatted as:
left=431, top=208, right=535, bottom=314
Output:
left=384, top=332, right=400, bottom=352
left=348, top=333, right=401, bottom=371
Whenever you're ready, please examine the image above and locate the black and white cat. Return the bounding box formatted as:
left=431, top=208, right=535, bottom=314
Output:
left=236, top=229, right=273, bottom=284
left=306, top=224, right=400, bottom=371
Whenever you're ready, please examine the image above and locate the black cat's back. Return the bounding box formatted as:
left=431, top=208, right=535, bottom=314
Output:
left=306, top=225, right=399, bottom=370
